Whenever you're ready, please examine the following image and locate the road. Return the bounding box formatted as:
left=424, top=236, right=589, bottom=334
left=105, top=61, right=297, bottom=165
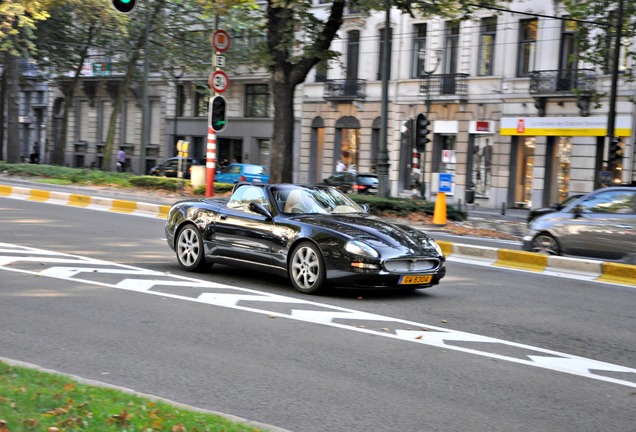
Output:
left=1, top=198, right=635, bottom=432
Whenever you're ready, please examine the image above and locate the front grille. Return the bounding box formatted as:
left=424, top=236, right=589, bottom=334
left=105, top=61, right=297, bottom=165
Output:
left=383, top=258, right=439, bottom=273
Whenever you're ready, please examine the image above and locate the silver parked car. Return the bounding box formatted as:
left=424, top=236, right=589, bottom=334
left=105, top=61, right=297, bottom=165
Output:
left=523, top=186, right=636, bottom=263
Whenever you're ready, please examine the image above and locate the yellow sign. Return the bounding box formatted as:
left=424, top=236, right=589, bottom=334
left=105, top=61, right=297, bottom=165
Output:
left=500, top=116, right=632, bottom=136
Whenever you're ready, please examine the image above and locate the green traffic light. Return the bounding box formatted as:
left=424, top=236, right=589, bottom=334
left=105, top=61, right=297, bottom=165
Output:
left=111, top=0, right=137, bottom=13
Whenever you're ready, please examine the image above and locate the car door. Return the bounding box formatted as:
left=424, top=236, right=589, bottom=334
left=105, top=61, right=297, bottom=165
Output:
left=562, top=189, right=636, bottom=260
left=213, top=185, right=274, bottom=265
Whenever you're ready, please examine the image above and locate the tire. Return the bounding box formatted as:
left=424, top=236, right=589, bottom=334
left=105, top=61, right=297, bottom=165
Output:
left=175, top=224, right=209, bottom=271
left=289, top=242, right=326, bottom=294
left=531, top=233, right=560, bottom=256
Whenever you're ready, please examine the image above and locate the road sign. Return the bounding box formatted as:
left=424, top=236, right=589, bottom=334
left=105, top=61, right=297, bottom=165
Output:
left=209, top=70, right=229, bottom=93
left=439, top=173, right=453, bottom=193
left=211, top=30, right=231, bottom=53
left=215, top=55, right=226, bottom=68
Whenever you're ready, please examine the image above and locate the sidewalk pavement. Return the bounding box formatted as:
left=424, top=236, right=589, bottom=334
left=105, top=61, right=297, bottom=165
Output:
left=1, top=175, right=634, bottom=286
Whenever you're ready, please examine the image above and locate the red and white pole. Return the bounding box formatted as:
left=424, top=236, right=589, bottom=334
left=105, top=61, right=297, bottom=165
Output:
left=205, top=125, right=216, bottom=197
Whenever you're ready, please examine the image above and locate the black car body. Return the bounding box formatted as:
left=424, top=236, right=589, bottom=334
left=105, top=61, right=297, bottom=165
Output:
left=322, top=172, right=379, bottom=194
left=523, top=186, right=636, bottom=262
left=149, top=157, right=204, bottom=179
left=165, top=183, right=446, bottom=294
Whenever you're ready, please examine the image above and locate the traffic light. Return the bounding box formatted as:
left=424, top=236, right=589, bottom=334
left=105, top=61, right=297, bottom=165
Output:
left=210, top=95, right=227, bottom=132
left=609, top=137, right=623, bottom=164
left=111, top=0, right=137, bottom=14
left=415, top=113, right=430, bottom=152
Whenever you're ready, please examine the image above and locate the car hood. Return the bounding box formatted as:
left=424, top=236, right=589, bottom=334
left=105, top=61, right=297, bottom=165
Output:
left=295, top=214, right=440, bottom=255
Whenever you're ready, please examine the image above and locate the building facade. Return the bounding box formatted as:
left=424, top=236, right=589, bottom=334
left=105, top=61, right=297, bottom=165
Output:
left=25, top=0, right=635, bottom=210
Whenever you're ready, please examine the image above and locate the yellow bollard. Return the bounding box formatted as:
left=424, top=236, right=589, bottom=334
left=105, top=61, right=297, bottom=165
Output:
left=433, top=192, right=447, bottom=226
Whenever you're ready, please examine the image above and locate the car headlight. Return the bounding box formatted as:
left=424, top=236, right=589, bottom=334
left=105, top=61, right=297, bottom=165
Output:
left=428, top=239, right=443, bottom=256
left=345, top=240, right=379, bottom=258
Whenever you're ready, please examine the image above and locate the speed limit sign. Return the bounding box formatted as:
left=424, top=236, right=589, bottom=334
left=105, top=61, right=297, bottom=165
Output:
left=209, top=70, right=229, bottom=93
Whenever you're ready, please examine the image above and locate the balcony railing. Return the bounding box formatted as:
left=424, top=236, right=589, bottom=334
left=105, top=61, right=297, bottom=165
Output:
left=529, top=69, right=597, bottom=95
left=323, top=79, right=366, bottom=101
left=419, top=73, right=469, bottom=97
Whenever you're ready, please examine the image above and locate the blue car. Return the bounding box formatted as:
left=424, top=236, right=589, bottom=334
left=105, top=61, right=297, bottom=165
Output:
left=215, top=163, right=270, bottom=184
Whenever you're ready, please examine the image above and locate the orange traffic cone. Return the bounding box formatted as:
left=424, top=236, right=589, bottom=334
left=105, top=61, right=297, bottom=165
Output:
left=433, top=192, right=447, bottom=226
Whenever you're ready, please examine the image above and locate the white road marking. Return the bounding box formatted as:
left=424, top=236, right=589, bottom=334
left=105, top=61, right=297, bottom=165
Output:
left=1, top=242, right=635, bottom=389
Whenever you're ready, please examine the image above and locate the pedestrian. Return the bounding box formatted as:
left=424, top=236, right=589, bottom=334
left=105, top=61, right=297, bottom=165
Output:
left=117, top=147, right=126, bottom=172
left=335, top=160, right=346, bottom=172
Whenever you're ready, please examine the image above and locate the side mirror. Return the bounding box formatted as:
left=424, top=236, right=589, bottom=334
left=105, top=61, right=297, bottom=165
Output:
left=572, top=204, right=584, bottom=218
left=249, top=202, right=272, bottom=219
left=359, top=204, right=369, bottom=213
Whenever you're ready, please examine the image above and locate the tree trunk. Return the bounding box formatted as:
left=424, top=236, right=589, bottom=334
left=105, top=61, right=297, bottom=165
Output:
left=269, top=80, right=296, bottom=183
left=6, top=51, right=21, bottom=163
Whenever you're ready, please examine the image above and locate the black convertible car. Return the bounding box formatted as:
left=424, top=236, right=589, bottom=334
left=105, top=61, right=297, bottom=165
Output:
left=165, top=183, right=446, bottom=294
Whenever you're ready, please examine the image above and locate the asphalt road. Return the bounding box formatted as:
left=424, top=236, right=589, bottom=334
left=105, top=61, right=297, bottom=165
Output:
left=1, top=198, right=635, bottom=432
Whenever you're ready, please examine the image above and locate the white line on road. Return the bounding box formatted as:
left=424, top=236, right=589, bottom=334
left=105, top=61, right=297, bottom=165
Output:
left=1, top=242, right=635, bottom=389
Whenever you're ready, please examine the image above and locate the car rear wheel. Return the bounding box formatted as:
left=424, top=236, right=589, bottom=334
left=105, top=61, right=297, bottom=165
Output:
left=176, top=224, right=209, bottom=271
left=531, top=233, right=560, bottom=256
left=289, top=242, right=326, bottom=294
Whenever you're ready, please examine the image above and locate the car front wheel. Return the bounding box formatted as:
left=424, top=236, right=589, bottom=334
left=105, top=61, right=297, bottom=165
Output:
left=289, top=242, right=326, bottom=294
left=531, top=233, right=560, bottom=256
left=176, top=224, right=209, bottom=271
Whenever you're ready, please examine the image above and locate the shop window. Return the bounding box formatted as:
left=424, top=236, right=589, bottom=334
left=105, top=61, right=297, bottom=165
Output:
left=339, top=128, right=360, bottom=173
left=551, top=137, right=572, bottom=203
left=516, top=137, right=535, bottom=207
left=472, top=137, right=493, bottom=197
left=439, top=135, right=457, bottom=176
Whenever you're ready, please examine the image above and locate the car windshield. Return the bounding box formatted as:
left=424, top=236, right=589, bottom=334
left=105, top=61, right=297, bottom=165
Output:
left=271, top=185, right=365, bottom=215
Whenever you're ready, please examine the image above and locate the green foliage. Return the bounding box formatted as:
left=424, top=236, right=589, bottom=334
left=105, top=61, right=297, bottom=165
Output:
left=348, top=194, right=467, bottom=221
left=0, top=360, right=263, bottom=431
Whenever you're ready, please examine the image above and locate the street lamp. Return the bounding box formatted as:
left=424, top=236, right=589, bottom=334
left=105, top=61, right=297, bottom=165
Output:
left=171, top=65, right=184, bottom=149
left=171, top=65, right=184, bottom=190
left=418, top=48, right=442, bottom=198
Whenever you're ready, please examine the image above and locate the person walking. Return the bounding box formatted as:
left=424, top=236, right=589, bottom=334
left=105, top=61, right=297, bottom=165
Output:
left=117, top=147, right=126, bottom=172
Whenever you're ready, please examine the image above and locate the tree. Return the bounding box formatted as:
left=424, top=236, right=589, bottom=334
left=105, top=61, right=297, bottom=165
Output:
left=563, top=0, right=635, bottom=82
left=0, top=0, right=50, bottom=162
left=33, top=0, right=124, bottom=165
left=203, top=0, right=509, bottom=184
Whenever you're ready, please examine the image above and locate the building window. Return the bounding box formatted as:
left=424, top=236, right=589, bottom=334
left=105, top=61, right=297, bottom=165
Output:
left=444, top=21, right=460, bottom=74
left=346, top=30, right=360, bottom=81
left=478, top=17, right=497, bottom=76
left=245, top=84, right=269, bottom=118
left=315, top=60, right=328, bottom=82
left=517, top=19, right=537, bottom=77
left=411, top=24, right=427, bottom=78
left=194, top=88, right=209, bottom=117
left=559, top=18, right=577, bottom=85
left=377, top=27, right=393, bottom=80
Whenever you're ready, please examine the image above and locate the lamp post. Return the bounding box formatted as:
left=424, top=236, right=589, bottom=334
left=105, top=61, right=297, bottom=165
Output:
left=418, top=48, right=442, bottom=198
left=171, top=65, right=184, bottom=190
left=171, top=65, right=184, bottom=149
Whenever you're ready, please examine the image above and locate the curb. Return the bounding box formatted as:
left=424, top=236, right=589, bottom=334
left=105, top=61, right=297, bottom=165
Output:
left=437, top=241, right=635, bottom=287
left=2, top=183, right=635, bottom=287
left=0, top=184, right=171, bottom=219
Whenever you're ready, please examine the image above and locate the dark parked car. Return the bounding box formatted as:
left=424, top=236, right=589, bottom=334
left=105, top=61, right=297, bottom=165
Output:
left=165, top=183, right=446, bottom=294
left=523, top=186, right=636, bottom=263
left=527, top=193, right=586, bottom=224
left=322, top=172, right=379, bottom=194
left=215, top=163, right=270, bottom=184
left=149, top=157, right=204, bottom=179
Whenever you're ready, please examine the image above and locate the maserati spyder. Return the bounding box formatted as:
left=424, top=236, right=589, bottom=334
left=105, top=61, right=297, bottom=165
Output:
left=165, top=183, right=446, bottom=294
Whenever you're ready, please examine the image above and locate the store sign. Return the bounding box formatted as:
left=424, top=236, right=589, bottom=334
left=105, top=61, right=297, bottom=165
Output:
left=469, top=121, right=494, bottom=134
left=500, top=116, right=632, bottom=136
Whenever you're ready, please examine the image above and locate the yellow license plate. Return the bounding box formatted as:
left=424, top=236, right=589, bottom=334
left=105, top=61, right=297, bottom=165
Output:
left=399, top=275, right=433, bottom=285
